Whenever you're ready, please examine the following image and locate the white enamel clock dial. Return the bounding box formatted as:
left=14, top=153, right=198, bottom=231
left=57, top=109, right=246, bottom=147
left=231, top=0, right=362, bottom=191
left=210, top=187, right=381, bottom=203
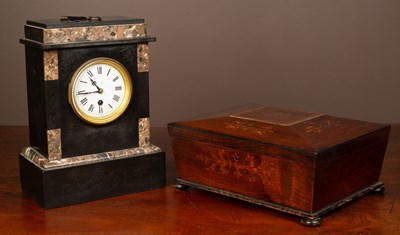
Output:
left=68, top=58, right=132, bottom=125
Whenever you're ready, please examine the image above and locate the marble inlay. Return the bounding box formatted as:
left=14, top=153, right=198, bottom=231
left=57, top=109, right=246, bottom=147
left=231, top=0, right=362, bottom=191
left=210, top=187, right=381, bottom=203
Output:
left=21, top=144, right=162, bottom=170
left=41, top=24, right=147, bottom=44
left=47, top=128, right=62, bottom=160
left=43, top=50, right=58, bottom=81
left=139, top=117, right=150, bottom=147
left=137, top=44, right=149, bottom=72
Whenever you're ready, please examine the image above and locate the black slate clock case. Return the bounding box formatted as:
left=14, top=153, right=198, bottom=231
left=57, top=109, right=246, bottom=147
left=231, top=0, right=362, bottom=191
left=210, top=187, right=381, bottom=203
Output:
left=25, top=44, right=147, bottom=157
left=19, top=17, right=166, bottom=209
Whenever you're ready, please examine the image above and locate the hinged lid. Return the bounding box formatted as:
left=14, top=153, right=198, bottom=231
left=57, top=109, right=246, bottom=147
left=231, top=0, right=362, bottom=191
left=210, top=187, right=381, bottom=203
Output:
left=168, top=104, right=390, bottom=154
left=21, top=16, right=155, bottom=49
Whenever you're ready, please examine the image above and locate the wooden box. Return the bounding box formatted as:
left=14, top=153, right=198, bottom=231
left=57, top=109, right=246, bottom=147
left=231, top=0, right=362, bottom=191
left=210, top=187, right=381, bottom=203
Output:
left=168, top=105, right=390, bottom=226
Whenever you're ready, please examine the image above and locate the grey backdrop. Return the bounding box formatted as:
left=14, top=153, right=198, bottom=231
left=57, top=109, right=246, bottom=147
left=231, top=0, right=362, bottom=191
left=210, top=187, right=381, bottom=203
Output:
left=1, top=0, right=399, bottom=126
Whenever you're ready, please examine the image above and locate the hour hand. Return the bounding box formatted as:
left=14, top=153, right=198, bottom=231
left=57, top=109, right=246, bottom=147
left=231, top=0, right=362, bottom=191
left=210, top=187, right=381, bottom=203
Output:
left=89, top=78, right=101, bottom=90
left=88, top=78, right=104, bottom=94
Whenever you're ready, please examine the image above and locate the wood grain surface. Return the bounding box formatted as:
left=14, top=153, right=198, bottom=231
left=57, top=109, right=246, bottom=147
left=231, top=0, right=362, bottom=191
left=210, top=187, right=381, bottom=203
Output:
left=169, top=109, right=390, bottom=214
left=0, top=125, right=399, bottom=234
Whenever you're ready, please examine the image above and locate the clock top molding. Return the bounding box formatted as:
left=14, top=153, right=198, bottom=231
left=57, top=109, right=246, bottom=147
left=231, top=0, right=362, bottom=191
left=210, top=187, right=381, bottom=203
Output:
left=21, top=16, right=156, bottom=49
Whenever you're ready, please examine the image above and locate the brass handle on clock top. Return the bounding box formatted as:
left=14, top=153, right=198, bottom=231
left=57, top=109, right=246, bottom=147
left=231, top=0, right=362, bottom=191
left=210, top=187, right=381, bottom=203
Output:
left=60, top=16, right=102, bottom=22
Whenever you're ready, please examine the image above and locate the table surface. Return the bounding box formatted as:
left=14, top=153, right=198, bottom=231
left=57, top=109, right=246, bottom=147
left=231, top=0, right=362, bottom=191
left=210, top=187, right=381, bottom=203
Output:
left=0, top=125, right=399, bottom=234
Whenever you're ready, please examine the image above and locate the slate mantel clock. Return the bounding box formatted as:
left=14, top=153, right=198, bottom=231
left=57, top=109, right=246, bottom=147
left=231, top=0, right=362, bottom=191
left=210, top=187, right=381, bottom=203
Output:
left=19, top=16, right=166, bottom=208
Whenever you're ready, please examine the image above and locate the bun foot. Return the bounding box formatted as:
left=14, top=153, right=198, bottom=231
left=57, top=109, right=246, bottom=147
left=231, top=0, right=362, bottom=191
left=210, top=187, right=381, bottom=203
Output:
left=301, top=217, right=322, bottom=227
left=372, top=184, right=385, bottom=194
left=174, top=183, right=189, bottom=190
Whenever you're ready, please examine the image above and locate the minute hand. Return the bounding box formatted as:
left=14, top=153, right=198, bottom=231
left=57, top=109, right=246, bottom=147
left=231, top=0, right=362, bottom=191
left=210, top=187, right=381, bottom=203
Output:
left=77, top=90, right=100, bottom=95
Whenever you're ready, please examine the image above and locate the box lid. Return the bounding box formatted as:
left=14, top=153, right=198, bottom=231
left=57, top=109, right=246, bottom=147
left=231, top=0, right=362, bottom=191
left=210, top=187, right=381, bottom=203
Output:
left=168, top=104, right=390, bottom=154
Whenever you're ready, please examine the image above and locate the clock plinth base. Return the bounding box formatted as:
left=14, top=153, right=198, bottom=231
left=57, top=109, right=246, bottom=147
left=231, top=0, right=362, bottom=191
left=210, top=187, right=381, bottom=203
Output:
left=19, top=151, right=166, bottom=209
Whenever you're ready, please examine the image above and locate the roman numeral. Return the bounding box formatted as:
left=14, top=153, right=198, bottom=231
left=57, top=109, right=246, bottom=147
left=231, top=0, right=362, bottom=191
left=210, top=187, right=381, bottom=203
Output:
left=108, top=103, right=113, bottom=109
left=107, top=69, right=111, bottom=76
left=113, top=95, right=120, bottom=102
left=88, top=104, right=94, bottom=112
left=99, top=106, right=103, bottom=114
left=87, top=70, right=94, bottom=77
left=80, top=98, right=88, bottom=106
left=115, top=86, right=122, bottom=91
left=97, top=67, right=102, bottom=74
left=80, top=80, right=87, bottom=83
left=113, top=76, right=119, bottom=82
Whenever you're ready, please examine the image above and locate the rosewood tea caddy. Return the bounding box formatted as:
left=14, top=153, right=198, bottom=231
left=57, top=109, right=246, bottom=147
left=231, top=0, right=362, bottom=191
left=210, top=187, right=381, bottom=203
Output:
left=168, top=104, right=390, bottom=226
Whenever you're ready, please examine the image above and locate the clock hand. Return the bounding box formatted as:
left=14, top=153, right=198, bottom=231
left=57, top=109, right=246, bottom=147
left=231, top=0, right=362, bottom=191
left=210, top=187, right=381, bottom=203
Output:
left=88, top=78, right=104, bottom=94
left=77, top=90, right=100, bottom=95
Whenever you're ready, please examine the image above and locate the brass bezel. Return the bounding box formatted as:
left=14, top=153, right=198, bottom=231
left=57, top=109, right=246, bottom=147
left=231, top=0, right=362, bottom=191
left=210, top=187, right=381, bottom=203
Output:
left=68, top=57, right=132, bottom=125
